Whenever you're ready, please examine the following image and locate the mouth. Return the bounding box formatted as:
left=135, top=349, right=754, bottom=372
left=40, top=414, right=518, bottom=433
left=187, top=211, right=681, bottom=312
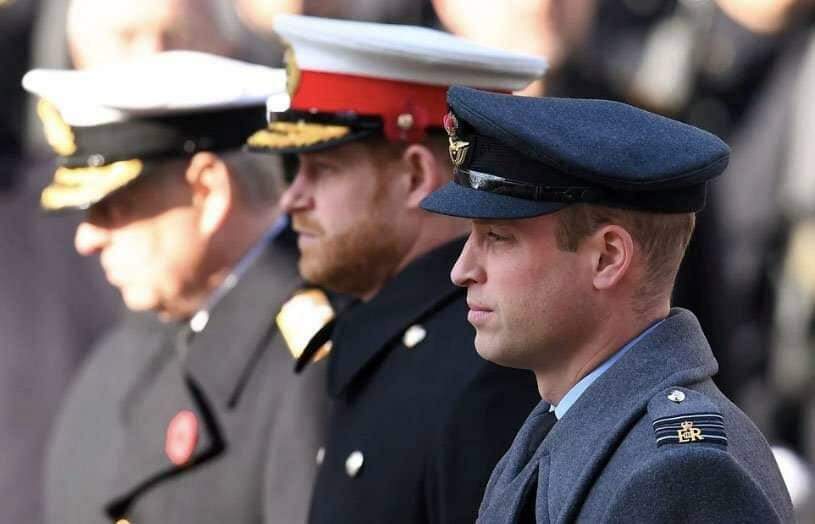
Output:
left=466, top=301, right=494, bottom=326
left=295, top=229, right=320, bottom=250
left=292, top=216, right=323, bottom=244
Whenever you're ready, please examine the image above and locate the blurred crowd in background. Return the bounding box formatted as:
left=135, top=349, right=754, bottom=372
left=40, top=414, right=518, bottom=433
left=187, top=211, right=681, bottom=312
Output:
left=2, top=0, right=815, bottom=522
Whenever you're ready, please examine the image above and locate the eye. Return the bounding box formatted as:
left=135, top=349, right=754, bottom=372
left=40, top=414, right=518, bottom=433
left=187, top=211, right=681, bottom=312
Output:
left=487, top=230, right=511, bottom=242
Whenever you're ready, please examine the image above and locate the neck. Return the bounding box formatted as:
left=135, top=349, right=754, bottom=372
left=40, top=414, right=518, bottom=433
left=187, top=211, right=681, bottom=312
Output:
left=177, top=208, right=280, bottom=318
left=533, top=303, right=669, bottom=405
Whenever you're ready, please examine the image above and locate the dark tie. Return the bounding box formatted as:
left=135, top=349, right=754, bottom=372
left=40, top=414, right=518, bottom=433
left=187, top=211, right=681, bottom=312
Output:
left=523, top=410, right=557, bottom=463
left=517, top=411, right=557, bottom=523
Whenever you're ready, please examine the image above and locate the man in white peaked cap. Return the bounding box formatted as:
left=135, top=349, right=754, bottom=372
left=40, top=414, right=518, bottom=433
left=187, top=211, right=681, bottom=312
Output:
left=249, top=15, right=547, bottom=523
left=25, top=51, right=335, bottom=524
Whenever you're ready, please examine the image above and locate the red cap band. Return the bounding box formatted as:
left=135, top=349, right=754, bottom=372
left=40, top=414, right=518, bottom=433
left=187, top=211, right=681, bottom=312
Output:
left=292, top=70, right=449, bottom=142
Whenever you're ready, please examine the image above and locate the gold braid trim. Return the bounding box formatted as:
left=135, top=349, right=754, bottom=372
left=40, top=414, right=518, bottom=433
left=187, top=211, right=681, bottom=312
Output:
left=41, top=159, right=144, bottom=211
left=36, top=99, right=78, bottom=156
left=247, top=121, right=351, bottom=150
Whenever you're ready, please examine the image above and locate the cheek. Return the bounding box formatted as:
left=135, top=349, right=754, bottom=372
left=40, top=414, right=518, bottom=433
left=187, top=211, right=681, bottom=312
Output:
left=492, top=251, right=581, bottom=331
left=104, top=229, right=157, bottom=272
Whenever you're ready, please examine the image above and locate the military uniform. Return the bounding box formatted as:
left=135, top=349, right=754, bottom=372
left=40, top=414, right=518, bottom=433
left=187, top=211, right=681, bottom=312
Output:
left=420, top=87, right=794, bottom=522
left=301, top=238, right=539, bottom=523
left=45, top=230, right=331, bottom=524
left=476, top=309, right=793, bottom=522
left=26, top=53, right=332, bottom=523
left=248, top=15, right=548, bottom=523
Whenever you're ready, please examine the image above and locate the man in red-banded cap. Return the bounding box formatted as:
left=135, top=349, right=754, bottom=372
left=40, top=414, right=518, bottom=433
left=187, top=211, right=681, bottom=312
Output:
left=248, top=14, right=547, bottom=523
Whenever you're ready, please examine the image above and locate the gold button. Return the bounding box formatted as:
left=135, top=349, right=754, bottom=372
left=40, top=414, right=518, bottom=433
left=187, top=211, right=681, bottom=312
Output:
left=345, top=451, right=364, bottom=478
left=115, top=519, right=131, bottom=524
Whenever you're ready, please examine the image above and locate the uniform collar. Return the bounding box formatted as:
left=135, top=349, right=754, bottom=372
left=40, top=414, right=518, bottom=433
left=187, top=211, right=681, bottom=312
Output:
left=327, top=237, right=466, bottom=397
left=551, top=319, right=665, bottom=420
left=541, top=308, right=718, bottom=522
left=186, top=216, right=289, bottom=336
left=183, top=226, right=301, bottom=408
left=479, top=309, right=719, bottom=523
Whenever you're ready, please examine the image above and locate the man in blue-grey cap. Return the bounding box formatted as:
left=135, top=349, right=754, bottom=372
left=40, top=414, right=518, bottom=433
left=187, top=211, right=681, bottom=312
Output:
left=421, top=86, right=794, bottom=523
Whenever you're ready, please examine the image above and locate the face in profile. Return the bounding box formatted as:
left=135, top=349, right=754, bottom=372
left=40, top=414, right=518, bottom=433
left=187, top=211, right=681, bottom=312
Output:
left=73, top=165, right=207, bottom=319
left=451, top=214, right=590, bottom=370
left=280, top=141, right=409, bottom=299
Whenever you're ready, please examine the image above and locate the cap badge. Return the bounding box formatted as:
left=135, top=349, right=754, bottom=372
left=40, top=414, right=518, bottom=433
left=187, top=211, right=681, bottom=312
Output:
left=443, top=112, right=470, bottom=167
left=165, top=409, right=199, bottom=466
left=443, top=111, right=459, bottom=136
left=284, top=44, right=301, bottom=98
left=36, top=99, right=77, bottom=156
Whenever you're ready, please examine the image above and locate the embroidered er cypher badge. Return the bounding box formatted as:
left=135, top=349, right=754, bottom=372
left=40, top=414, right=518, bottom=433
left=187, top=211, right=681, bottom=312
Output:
left=652, top=413, right=728, bottom=448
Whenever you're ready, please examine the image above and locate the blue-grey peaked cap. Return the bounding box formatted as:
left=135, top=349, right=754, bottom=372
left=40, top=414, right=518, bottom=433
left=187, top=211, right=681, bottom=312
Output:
left=420, top=86, right=730, bottom=219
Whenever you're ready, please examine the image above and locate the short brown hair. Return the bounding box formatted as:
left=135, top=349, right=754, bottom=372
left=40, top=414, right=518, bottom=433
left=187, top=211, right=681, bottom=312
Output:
left=555, top=204, right=696, bottom=312
left=360, top=131, right=451, bottom=174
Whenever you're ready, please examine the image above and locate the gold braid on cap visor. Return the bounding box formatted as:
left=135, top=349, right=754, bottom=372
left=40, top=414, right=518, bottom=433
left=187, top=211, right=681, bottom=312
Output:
left=247, top=121, right=351, bottom=150
left=40, top=159, right=144, bottom=211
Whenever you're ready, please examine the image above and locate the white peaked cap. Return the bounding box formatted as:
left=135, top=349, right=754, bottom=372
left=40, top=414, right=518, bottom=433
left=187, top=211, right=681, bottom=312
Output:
left=273, top=14, right=547, bottom=92
left=23, top=51, right=289, bottom=127
left=247, top=15, right=547, bottom=154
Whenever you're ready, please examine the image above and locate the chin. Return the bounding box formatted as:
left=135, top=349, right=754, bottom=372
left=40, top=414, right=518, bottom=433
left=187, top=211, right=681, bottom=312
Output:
left=120, top=290, right=159, bottom=314
left=475, top=334, right=532, bottom=370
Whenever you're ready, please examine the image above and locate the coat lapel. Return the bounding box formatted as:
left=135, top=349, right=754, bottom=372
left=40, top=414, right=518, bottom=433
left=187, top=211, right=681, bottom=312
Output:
left=327, top=238, right=466, bottom=397
left=103, top=233, right=301, bottom=518
left=103, top=323, right=223, bottom=519
left=538, top=309, right=718, bottom=523
left=183, top=234, right=300, bottom=409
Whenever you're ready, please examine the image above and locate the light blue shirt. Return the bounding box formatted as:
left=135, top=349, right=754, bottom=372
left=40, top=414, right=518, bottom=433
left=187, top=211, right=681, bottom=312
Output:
left=552, top=319, right=665, bottom=420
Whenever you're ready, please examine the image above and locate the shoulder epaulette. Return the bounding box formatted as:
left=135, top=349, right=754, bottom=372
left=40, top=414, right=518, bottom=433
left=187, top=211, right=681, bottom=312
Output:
left=647, top=387, right=728, bottom=449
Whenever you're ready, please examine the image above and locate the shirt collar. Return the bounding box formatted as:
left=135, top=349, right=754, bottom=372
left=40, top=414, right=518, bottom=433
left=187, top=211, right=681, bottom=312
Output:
left=552, top=318, right=665, bottom=420
left=188, top=215, right=288, bottom=334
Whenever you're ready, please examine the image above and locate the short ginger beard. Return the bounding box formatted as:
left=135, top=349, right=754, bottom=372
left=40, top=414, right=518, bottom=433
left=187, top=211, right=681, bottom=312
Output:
left=296, top=213, right=404, bottom=299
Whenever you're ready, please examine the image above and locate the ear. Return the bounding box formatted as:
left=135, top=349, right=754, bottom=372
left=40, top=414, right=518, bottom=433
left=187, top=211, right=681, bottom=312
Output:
left=585, top=224, right=635, bottom=291
left=400, top=144, right=445, bottom=209
left=185, top=152, right=234, bottom=236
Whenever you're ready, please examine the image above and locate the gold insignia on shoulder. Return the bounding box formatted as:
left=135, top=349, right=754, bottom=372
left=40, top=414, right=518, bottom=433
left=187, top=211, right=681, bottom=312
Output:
left=785, top=220, right=815, bottom=295
left=677, top=421, right=704, bottom=443
left=247, top=121, right=351, bottom=151
left=284, top=44, right=301, bottom=98
left=276, top=289, right=335, bottom=362
left=36, top=99, right=77, bottom=156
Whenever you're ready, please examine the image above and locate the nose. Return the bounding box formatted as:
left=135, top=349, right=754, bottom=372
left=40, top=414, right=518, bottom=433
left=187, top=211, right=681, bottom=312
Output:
left=74, top=221, right=110, bottom=256
left=451, top=233, right=485, bottom=287
left=280, top=169, right=312, bottom=214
